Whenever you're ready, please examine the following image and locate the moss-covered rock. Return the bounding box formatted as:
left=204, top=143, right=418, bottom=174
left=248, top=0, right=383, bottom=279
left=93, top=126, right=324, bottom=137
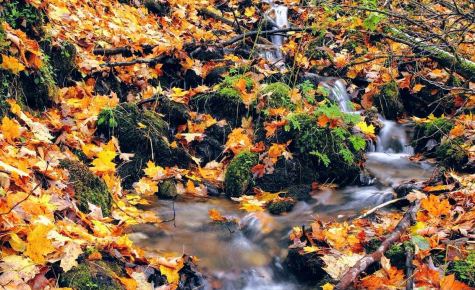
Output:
left=96, top=103, right=192, bottom=188
left=48, top=41, right=78, bottom=87
left=261, top=82, right=292, bottom=109
left=60, top=159, right=112, bottom=216
left=143, top=0, right=171, bottom=17
left=385, top=245, right=406, bottom=270
left=412, top=117, right=454, bottom=153
left=157, top=179, right=177, bottom=199
left=435, top=137, right=469, bottom=170
left=224, top=150, right=258, bottom=197
left=59, top=260, right=126, bottom=290
left=286, top=247, right=326, bottom=281
left=447, top=251, right=475, bottom=287
left=267, top=199, right=295, bottom=215
left=364, top=238, right=382, bottom=254
left=19, top=69, right=56, bottom=111
left=3, top=1, right=46, bottom=39
left=190, top=91, right=246, bottom=126
left=254, top=158, right=315, bottom=192
left=287, top=113, right=364, bottom=185
left=373, top=81, right=403, bottom=120
left=159, top=100, right=190, bottom=127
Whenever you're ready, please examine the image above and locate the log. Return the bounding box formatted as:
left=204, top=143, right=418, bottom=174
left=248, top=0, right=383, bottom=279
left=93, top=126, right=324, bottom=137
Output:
left=385, top=27, right=475, bottom=81
left=334, top=200, right=421, bottom=290
left=222, top=27, right=314, bottom=46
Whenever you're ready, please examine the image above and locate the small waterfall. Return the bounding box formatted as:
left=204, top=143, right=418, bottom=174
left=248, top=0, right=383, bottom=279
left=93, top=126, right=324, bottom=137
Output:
left=260, top=0, right=288, bottom=68
left=320, top=79, right=351, bottom=112
left=376, top=117, right=414, bottom=154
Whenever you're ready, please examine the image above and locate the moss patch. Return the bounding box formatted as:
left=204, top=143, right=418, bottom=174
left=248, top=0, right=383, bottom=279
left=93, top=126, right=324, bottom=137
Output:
left=60, top=159, right=112, bottom=216
left=157, top=179, right=177, bottom=199
left=96, top=103, right=191, bottom=188
left=287, top=113, right=364, bottom=185
left=373, top=81, right=403, bottom=120
left=385, top=245, right=406, bottom=269
left=224, top=150, right=258, bottom=197
left=447, top=251, right=475, bottom=287
left=59, top=260, right=126, bottom=290
left=262, top=82, right=292, bottom=109
left=412, top=118, right=454, bottom=153
left=435, top=137, right=468, bottom=170
left=267, top=199, right=295, bottom=215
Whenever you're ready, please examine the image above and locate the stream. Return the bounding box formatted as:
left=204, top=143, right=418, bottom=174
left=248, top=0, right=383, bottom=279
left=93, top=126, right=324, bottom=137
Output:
left=130, top=2, right=435, bottom=289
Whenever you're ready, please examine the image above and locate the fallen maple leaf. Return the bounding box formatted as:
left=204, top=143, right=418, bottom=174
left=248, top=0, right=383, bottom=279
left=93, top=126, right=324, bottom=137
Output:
left=1, top=54, right=25, bottom=74
left=25, top=224, right=56, bottom=263
left=421, top=194, right=450, bottom=217
left=209, top=208, right=226, bottom=221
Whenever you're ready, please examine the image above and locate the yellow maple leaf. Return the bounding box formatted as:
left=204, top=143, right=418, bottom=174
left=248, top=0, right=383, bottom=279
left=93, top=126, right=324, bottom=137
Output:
left=355, top=122, right=375, bottom=135
left=160, top=264, right=182, bottom=284
left=244, top=7, right=255, bottom=17
left=1, top=54, right=25, bottom=74
left=91, top=150, right=117, bottom=174
left=25, top=224, right=56, bottom=263
left=143, top=160, right=165, bottom=178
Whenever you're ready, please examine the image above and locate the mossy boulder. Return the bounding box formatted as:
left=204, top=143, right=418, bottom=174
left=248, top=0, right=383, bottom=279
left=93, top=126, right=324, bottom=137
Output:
left=96, top=103, right=192, bottom=188
left=224, top=150, right=258, bottom=197
left=287, top=114, right=364, bottom=185
left=373, top=81, right=403, bottom=120
left=364, top=238, right=382, bottom=254
left=385, top=245, right=406, bottom=269
left=286, top=247, right=326, bottom=281
left=159, top=100, right=190, bottom=127
left=412, top=117, right=454, bottom=154
left=190, top=91, right=246, bottom=126
left=435, top=137, right=469, bottom=170
left=59, top=260, right=126, bottom=290
left=157, top=179, right=177, bottom=199
left=267, top=199, right=295, bottom=215
left=48, top=41, right=78, bottom=87
left=261, top=82, right=292, bottom=109
left=20, top=69, right=56, bottom=111
left=254, top=158, right=315, bottom=192
left=143, top=0, right=171, bottom=17
left=447, top=251, right=475, bottom=287
left=60, top=159, right=112, bottom=216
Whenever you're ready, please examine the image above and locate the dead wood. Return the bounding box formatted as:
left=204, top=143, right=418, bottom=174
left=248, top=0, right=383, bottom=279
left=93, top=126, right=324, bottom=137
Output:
left=334, top=200, right=421, bottom=290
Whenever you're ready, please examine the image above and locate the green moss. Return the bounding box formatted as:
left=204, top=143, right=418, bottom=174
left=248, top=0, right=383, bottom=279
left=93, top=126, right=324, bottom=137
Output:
left=220, top=74, right=253, bottom=90
left=267, top=199, right=295, bottom=215
left=49, top=41, right=78, bottom=86
left=157, top=179, right=177, bottom=199
left=364, top=239, right=382, bottom=253
left=3, top=1, right=45, bottom=39
left=224, top=150, right=258, bottom=197
left=59, top=260, right=126, bottom=290
left=385, top=245, right=406, bottom=269
left=216, top=87, right=242, bottom=101
left=96, top=103, right=191, bottom=188
left=262, top=82, right=292, bottom=109
left=412, top=118, right=454, bottom=153
left=373, top=81, right=403, bottom=120
left=435, top=137, right=468, bottom=170
left=447, top=251, right=475, bottom=287
left=60, top=159, right=112, bottom=216
left=288, top=113, right=364, bottom=185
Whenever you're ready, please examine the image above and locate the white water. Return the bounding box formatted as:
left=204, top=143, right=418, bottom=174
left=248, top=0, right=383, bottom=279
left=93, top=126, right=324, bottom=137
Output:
left=376, top=117, right=414, bottom=154
left=260, top=0, right=289, bottom=68
left=320, top=79, right=351, bottom=112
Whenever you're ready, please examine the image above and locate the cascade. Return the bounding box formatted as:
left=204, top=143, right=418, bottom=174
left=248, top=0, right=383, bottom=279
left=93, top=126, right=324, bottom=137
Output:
left=261, top=0, right=289, bottom=67
left=375, top=117, right=414, bottom=154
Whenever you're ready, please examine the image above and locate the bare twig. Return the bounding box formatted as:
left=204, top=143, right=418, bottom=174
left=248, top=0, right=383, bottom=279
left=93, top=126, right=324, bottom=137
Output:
left=355, top=197, right=406, bottom=220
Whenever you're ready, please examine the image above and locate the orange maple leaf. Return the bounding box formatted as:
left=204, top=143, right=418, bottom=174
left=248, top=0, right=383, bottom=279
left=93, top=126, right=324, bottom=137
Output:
left=1, top=116, right=21, bottom=144
left=421, top=194, right=450, bottom=217
left=251, top=164, right=266, bottom=178
left=209, top=208, right=226, bottom=221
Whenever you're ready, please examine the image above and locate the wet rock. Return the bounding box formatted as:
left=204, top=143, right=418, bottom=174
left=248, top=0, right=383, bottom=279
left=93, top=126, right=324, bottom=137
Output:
left=254, top=159, right=310, bottom=193
left=394, top=180, right=425, bottom=207
left=267, top=199, right=295, bottom=215
left=285, top=247, right=326, bottom=281
left=204, top=124, right=232, bottom=144
left=60, top=159, right=112, bottom=216
left=191, top=46, right=224, bottom=61
left=283, top=184, right=312, bottom=201
left=204, top=66, right=229, bottom=86
left=158, top=100, right=190, bottom=127
left=193, top=138, right=223, bottom=166
left=178, top=255, right=206, bottom=290
left=224, top=150, right=258, bottom=197
left=143, top=0, right=170, bottom=17
left=157, top=179, right=177, bottom=199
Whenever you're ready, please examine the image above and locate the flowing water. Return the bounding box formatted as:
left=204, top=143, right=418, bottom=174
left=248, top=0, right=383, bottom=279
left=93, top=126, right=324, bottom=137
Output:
left=129, top=4, right=431, bottom=288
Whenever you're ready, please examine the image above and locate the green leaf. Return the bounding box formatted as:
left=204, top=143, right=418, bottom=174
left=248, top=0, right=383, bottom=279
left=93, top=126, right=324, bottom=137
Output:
left=411, top=235, right=430, bottom=250
left=97, top=117, right=105, bottom=125
left=310, top=151, right=330, bottom=167
left=349, top=135, right=366, bottom=151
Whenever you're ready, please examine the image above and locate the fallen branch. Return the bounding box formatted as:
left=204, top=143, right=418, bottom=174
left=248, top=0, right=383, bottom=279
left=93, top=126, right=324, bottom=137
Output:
left=334, top=200, right=421, bottom=290
left=93, top=44, right=156, bottom=56
left=355, top=197, right=406, bottom=220
left=100, top=55, right=165, bottom=68
left=223, top=27, right=314, bottom=46
left=405, top=242, right=414, bottom=290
